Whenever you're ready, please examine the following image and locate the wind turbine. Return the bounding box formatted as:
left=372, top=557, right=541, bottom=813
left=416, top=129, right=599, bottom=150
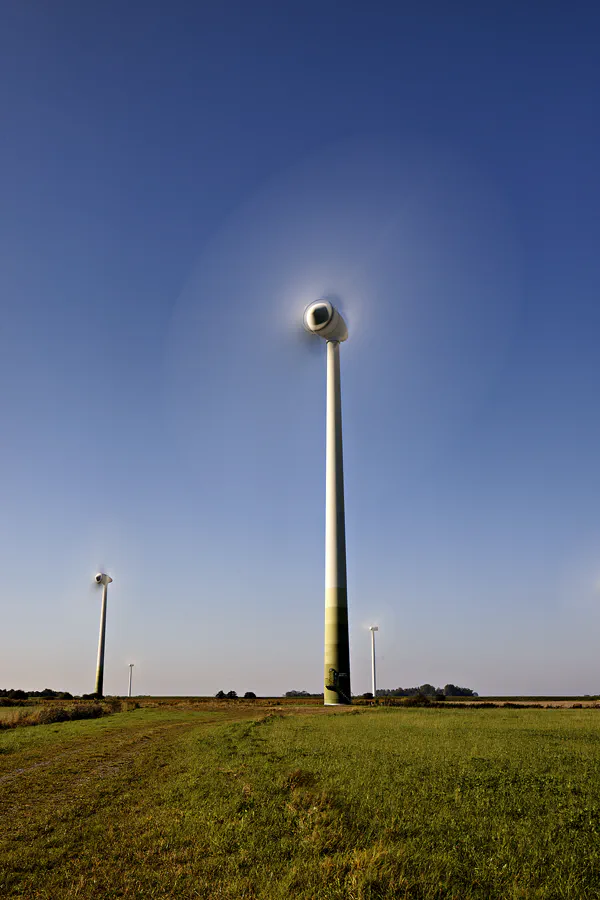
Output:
left=303, top=300, right=351, bottom=705
left=369, top=626, right=379, bottom=700
left=165, top=141, right=516, bottom=710
left=93, top=572, right=112, bottom=697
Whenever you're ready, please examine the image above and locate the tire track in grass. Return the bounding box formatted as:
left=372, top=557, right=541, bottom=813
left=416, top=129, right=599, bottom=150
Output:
left=0, top=709, right=262, bottom=826
left=0, top=721, right=186, bottom=787
left=0, top=723, right=195, bottom=849
left=0, top=707, right=260, bottom=781
left=0, top=721, right=208, bottom=898
left=1, top=706, right=281, bottom=898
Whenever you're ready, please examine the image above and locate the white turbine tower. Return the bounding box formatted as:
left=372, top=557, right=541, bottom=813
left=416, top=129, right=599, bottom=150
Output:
left=94, top=573, right=112, bottom=697
left=370, top=625, right=379, bottom=700
left=303, top=300, right=351, bottom=705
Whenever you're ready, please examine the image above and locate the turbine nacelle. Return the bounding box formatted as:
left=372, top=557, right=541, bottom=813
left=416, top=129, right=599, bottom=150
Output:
left=95, top=573, right=113, bottom=586
left=303, top=300, right=348, bottom=342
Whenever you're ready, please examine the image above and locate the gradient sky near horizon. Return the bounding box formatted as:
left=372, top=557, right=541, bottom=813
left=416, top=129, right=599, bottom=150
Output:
left=2, top=2, right=600, bottom=697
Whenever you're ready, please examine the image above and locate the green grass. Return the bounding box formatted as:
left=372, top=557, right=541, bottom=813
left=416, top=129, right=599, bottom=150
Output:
left=2, top=705, right=600, bottom=898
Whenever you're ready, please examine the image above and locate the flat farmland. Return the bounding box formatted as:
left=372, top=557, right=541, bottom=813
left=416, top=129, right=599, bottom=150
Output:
left=2, top=704, right=600, bottom=899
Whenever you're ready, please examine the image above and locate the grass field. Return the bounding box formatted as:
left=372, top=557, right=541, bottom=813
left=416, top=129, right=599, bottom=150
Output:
left=0, top=706, right=41, bottom=724
left=2, top=704, right=600, bottom=898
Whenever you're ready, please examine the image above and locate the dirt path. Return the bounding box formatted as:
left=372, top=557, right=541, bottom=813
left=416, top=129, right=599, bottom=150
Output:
left=0, top=720, right=188, bottom=786
left=0, top=708, right=262, bottom=839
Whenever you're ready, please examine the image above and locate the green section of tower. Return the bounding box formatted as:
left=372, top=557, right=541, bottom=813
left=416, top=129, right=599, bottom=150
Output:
left=324, top=586, right=351, bottom=704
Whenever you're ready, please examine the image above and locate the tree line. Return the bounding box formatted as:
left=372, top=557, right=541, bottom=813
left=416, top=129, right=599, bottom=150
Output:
left=0, top=688, right=73, bottom=700
left=285, top=690, right=324, bottom=698
left=215, top=691, right=257, bottom=699
left=374, top=684, right=478, bottom=698
left=284, top=685, right=478, bottom=699
left=2, top=684, right=477, bottom=702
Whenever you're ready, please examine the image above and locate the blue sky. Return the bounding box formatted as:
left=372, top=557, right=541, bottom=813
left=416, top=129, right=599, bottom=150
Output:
left=1, top=2, right=600, bottom=697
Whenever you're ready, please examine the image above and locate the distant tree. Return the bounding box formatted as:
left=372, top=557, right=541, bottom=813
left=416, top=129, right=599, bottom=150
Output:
left=362, top=692, right=374, bottom=700
left=226, top=690, right=238, bottom=699
left=443, top=684, right=477, bottom=697
left=418, top=684, right=437, bottom=697
left=244, top=691, right=257, bottom=699
left=215, top=690, right=226, bottom=699
left=8, top=689, right=27, bottom=700
left=285, top=690, right=311, bottom=697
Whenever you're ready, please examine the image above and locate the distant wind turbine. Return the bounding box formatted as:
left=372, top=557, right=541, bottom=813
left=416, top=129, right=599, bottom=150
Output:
left=93, top=573, right=112, bottom=697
